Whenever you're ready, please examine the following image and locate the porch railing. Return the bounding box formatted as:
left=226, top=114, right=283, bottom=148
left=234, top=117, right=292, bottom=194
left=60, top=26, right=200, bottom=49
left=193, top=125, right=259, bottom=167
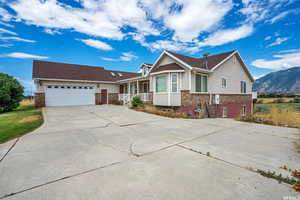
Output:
left=118, top=93, right=151, bottom=104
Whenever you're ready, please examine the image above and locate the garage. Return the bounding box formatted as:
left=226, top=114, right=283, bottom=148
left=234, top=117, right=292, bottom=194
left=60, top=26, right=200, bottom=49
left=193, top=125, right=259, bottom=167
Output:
left=45, top=85, right=95, bottom=106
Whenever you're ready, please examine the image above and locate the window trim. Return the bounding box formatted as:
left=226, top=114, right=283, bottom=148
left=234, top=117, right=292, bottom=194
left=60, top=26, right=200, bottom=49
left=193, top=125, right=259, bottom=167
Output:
left=221, top=77, right=227, bottom=89
left=171, top=73, right=178, bottom=93
left=241, top=105, right=246, bottom=117
left=195, top=73, right=208, bottom=93
left=155, top=74, right=168, bottom=93
left=240, top=80, right=247, bottom=93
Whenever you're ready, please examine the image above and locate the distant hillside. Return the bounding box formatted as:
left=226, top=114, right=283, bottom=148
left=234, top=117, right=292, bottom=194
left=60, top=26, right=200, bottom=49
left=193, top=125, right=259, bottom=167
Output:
left=253, top=67, right=300, bottom=93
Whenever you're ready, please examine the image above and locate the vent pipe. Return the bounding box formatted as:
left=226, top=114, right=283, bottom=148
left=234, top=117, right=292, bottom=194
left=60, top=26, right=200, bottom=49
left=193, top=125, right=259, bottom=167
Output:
left=202, top=52, right=210, bottom=69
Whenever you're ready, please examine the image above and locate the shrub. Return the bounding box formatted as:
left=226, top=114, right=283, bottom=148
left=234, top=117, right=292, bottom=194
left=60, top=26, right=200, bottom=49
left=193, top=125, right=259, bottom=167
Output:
left=273, top=98, right=284, bottom=103
left=131, top=96, right=144, bottom=107
left=294, top=97, right=300, bottom=103
left=0, top=73, right=24, bottom=113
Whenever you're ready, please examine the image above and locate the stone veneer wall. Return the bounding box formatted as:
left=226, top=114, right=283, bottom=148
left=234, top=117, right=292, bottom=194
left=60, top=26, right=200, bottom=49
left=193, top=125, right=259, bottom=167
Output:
left=108, top=93, right=119, bottom=104
left=35, top=93, right=45, bottom=107
left=95, top=93, right=101, bottom=105
left=179, top=90, right=252, bottom=118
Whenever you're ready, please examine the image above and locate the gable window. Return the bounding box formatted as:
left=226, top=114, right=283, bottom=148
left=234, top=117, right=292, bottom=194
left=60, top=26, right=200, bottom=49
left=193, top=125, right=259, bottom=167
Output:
left=171, top=73, right=178, bottom=92
left=240, top=81, right=246, bottom=93
left=156, top=75, right=167, bottom=92
left=195, top=74, right=208, bottom=92
left=221, top=78, right=227, bottom=88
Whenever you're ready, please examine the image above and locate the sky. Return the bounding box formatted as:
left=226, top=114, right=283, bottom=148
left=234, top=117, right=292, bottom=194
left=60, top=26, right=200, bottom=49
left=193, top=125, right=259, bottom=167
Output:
left=0, top=0, right=299, bottom=95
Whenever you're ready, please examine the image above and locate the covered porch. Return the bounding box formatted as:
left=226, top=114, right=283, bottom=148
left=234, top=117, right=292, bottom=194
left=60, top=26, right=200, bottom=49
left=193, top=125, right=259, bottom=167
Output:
left=118, top=79, right=152, bottom=104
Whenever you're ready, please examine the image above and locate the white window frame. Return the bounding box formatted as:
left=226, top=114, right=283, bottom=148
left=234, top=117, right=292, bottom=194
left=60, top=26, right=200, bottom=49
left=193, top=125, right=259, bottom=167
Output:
left=241, top=80, right=247, bottom=93
left=195, top=73, right=208, bottom=93
left=155, top=74, right=168, bottom=93
left=221, top=77, right=227, bottom=88
left=171, top=73, right=178, bottom=93
left=241, top=105, right=246, bottom=117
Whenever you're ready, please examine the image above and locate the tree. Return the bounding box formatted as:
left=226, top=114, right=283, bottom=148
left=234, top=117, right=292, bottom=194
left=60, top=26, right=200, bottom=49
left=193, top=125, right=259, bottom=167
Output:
left=0, top=73, right=24, bottom=113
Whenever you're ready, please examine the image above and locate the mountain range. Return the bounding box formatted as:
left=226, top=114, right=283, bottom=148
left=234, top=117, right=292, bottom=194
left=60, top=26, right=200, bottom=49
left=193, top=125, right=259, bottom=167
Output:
left=253, top=67, right=300, bottom=93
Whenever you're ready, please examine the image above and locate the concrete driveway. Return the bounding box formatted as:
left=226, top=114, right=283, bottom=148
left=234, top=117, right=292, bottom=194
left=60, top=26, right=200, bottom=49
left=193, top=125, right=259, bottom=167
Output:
left=0, top=105, right=299, bottom=199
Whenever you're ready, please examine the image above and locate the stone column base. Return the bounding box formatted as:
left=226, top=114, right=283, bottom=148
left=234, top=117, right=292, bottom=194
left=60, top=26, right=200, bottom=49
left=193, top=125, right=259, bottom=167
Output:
left=35, top=93, right=45, bottom=107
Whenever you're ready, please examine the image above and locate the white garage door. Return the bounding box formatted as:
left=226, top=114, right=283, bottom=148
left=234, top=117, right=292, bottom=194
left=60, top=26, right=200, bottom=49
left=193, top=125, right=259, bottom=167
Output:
left=45, top=85, right=95, bottom=106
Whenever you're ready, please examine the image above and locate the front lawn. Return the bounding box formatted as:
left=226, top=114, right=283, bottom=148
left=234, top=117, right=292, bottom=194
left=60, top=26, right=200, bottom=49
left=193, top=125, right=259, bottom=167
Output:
left=0, top=100, right=43, bottom=143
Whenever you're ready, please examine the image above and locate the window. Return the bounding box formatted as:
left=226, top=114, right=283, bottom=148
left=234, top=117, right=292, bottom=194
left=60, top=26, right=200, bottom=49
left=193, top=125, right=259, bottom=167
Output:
left=241, top=105, right=246, bottom=116
left=156, top=75, right=167, bottom=92
left=222, top=107, right=227, bottom=118
left=67, top=86, right=71, bottom=89
left=233, top=56, right=237, bottom=64
left=60, top=86, right=65, bottom=89
left=79, top=86, right=82, bottom=89
left=171, top=73, right=178, bottom=92
left=241, top=81, right=246, bottom=93
left=73, top=86, right=77, bottom=89
left=89, top=87, right=93, bottom=89
left=143, top=82, right=148, bottom=93
left=195, top=74, right=208, bottom=92
left=84, top=86, right=88, bottom=89
left=54, top=86, right=58, bottom=88
left=47, top=86, right=52, bottom=88
left=221, top=78, right=227, bottom=88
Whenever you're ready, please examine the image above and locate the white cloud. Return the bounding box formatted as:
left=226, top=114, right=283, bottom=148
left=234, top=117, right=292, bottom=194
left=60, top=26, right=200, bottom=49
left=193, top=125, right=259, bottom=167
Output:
left=16, top=78, right=35, bottom=94
left=0, top=36, right=35, bottom=43
left=252, top=51, right=300, bottom=70
left=120, top=52, right=138, bottom=61
left=100, top=57, right=116, bottom=61
left=3, top=52, right=48, bottom=59
left=0, top=8, right=12, bottom=21
left=239, top=0, right=269, bottom=23
left=79, top=38, right=113, bottom=51
left=100, top=52, right=138, bottom=62
left=264, top=35, right=271, bottom=40
left=0, top=43, right=13, bottom=47
left=44, top=28, right=61, bottom=35
left=0, top=27, right=17, bottom=35
left=269, top=9, right=299, bottom=24
left=164, top=0, right=233, bottom=42
left=0, top=21, right=14, bottom=28
left=267, top=37, right=289, bottom=47
left=198, top=24, right=254, bottom=47
left=279, top=49, right=300, bottom=53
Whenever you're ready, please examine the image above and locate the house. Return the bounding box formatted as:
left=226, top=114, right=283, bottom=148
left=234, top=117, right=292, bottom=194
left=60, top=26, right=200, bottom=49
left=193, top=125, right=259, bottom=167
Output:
left=33, top=50, right=254, bottom=118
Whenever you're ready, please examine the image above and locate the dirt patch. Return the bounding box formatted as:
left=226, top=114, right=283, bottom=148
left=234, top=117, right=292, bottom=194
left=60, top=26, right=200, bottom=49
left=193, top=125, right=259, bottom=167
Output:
left=18, top=115, right=41, bottom=123
left=0, top=113, right=12, bottom=118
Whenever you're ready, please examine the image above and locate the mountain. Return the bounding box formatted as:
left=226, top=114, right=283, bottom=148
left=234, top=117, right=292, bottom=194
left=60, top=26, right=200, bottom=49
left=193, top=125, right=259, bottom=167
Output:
left=253, top=67, right=300, bottom=93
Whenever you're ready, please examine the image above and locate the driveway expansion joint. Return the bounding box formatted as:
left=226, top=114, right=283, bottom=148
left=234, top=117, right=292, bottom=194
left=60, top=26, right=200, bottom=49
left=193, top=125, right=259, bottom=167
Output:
left=0, top=138, right=19, bottom=164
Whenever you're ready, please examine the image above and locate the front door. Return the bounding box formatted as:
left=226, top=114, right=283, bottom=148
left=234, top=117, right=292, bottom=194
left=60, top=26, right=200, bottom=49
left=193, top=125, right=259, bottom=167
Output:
left=100, top=89, right=107, bottom=104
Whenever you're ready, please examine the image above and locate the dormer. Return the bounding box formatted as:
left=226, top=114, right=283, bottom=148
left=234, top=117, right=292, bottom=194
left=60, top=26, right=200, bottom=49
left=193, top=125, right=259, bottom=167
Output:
left=140, top=63, right=152, bottom=77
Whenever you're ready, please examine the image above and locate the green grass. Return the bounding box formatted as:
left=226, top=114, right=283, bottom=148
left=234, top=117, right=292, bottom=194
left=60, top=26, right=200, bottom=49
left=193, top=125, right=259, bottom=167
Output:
left=254, top=103, right=300, bottom=113
left=0, top=104, right=43, bottom=143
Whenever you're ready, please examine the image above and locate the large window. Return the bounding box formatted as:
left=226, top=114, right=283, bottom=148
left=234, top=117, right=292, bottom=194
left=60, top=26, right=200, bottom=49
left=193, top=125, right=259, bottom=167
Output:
left=241, top=81, right=246, bottom=93
left=195, top=74, right=208, bottom=92
left=156, top=75, right=167, bottom=92
left=171, top=73, right=178, bottom=92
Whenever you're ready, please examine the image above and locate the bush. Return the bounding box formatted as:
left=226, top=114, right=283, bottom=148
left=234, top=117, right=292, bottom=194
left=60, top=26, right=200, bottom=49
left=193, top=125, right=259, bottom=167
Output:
left=131, top=96, right=144, bottom=107
left=0, top=73, right=24, bottom=113
left=273, top=98, right=284, bottom=103
left=294, top=97, right=300, bottom=103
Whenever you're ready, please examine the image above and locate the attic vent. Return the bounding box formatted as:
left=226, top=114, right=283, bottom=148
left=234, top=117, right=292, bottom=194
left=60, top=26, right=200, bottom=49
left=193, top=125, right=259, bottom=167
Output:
left=118, top=73, right=123, bottom=77
left=111, top=72, right=116, bottom=77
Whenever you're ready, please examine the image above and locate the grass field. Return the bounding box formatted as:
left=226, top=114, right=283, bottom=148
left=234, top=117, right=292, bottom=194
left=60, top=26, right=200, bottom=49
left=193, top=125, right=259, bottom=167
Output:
left=0, top=99, right=43, bottom=143
left=257, top=98, right=295, bottom=104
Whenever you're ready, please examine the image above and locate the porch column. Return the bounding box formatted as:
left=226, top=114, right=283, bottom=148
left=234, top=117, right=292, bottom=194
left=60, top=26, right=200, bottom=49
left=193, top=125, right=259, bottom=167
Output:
left=128, top=82, right=131, bottom=94
left=136, top=80, right=139, bottom=95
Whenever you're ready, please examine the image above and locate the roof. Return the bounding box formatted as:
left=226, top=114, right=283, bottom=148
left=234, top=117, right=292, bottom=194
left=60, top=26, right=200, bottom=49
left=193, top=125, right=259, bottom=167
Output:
left=32, top=60, right=140, bottom=82
left=166, top=50, right=235, bottom=70
left=151, top=63, right=184, bottom=73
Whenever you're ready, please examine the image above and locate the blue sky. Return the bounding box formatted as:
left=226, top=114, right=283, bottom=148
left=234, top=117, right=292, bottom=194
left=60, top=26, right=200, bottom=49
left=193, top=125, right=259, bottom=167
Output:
left=0, top=0, right=299, bottom=95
